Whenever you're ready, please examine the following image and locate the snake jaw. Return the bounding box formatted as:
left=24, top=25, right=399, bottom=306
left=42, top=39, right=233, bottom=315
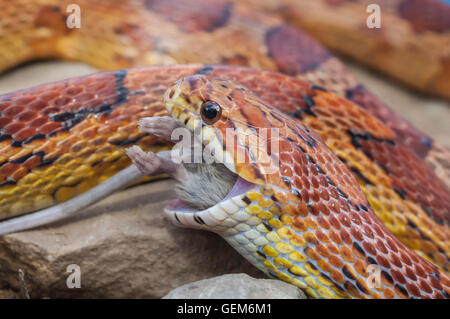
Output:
left=163, top=79, right=257, bottom=229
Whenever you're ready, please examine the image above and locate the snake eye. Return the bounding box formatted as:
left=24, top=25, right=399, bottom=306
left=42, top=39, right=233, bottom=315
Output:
left=200, top=101, right=222, bottom=125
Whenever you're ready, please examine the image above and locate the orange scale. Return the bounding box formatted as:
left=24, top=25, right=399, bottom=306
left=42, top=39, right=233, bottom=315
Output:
left=338, top=214, right=351, bottom=228
left=418, top=279, right=433, bottom=294
left=328, top=255, right=345, bottom=268
left=28, top=116, right=49, bottom=128
left=0, top=162, right=20, bottom=175
left=328, top=215, right=341, bottom=230
left=3, top=105, right=24, bottom=117
left=383, top=288, right=395, bottom=299
left=2, top=122, right=25, bottom=135
left=391, top=268, right=406, bottom=285
left=328, top=188, right=339, bottom=200
left=80, top=128, right=98, bottom=139
left=322, top=119, right=337, bottom=129
left=14, top=110, right=37, bottom=122
left=316, top=216, right=331, bottom=229
left=292, top=176, right=303, bottom=189
left=295, top=202, right=309, bottom=217
left=97, top=87, right=117, bottom=98
left=390, top=254, right=402, bottom=268
left=62, top=87, right=83, bottom=96
left=407, top=250, right=422, bottom=265
left=52, top=96, right=73, bottom=107
left=353, top=260, right=367, bottom=276
left=326, top=242, right=340, bottom=255
left=0, top=117, right=12, bottom=127
left=292, top=218, right=308, bottom=232
left=23, top=155, right=42, bottom=170
left=317, top=259, right=333, bottom=273
left=349, top=211, right=362, bottom=225
left=10, top=167, right=28, bottom=182
left=350, top=227, right=363, bottom=242
left=319, top=188, right=330, bottom=201
left=352, top=120, right=368, bottom=134
left=362, top=212, right=376, bottom=227
left=15, top=96, right=36, bottom=105
left=86, top=98, right=107, bottom=109
left=362, top=241, right=377, bottom=256
left=41, top=107, right=60, bottom=116
left=337, top=198, right=351, bottom=211
left=432, top=291, right=444, bottom=299
left=301, top=176, right=310, bottom=189
left=280, top=163, right=293, bottom=177
left=316, top=244, right=331, bottom=258
left=298, top=188, right=308, bottom=201
left=329, top=269, right=345, bottom=284
left=74, top=92, right=95, bottom=103
left=429, top=276, right=443, bottom=290
left=305, top=217, right=319, bottom=229
left=274, top=191, right=289, bottom=204
left=315, top=229, right=330, bottom=243
left=404, top=265, right=417, bottom=281
left=399, top=251, right=413, bottom=266
left=304, top=246, right=320, bottom=260
left=389, top=254, right=402, bottom=268
left=86, top=82, right=107, bottom=93
left=367, top=239, right=388, bottom=254
left=279, top=152, right=293, bottom=164
left=66, top=102, right=83, bottom=112
left=339, top=229, right=352, bottom=245
left=309, top=189, right=321, bottom=202
left=279, top=140, right=293, bottom=153
left=37, top=122, right=61, bottom=135
left=40, top=91, right=60, bottom=102
left=413, top=264, right=427, bottom=279
left=376, top=254, right=391, bottom=269
left=316, top=202, right=330, bottom=215
left=304, top=232, right=319, bottom=245
left=310, top=165, right=319, bottom=176
left=317, top=175, right=328, bottom=187
left=13, top=127, right=36, bottom=142
left=301, top=165, right=309, bottom=177
left=385, top=237, right=399, bottom=253
left=0, top=102, right=11, bottom=111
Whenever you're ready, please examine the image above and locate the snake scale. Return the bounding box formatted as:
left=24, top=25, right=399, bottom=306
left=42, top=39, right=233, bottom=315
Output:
left=0, top=0, right=449, bottom=298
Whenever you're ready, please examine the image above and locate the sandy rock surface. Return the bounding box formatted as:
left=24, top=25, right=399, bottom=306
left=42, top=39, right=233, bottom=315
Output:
left=0, top=180, right=263, bottom=298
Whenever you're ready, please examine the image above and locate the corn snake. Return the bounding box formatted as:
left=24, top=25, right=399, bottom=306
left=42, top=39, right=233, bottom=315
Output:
left=0, top=0, right=449, bottom=298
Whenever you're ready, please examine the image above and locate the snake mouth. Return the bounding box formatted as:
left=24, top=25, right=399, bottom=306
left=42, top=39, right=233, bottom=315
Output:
left=163, top=147, right=257, bottom=229
left=162, top=85, right=258, bottom=228
left=165, top=175, right=255, bottom=212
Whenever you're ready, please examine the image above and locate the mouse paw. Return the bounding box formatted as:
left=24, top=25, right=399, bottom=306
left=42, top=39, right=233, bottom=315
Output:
left=138, top=116, right=180, bottom=141
left=125, top=145, right=162, bottom=176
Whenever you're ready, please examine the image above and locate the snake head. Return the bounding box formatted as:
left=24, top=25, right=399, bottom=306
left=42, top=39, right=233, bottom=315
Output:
left=164, top=73, right=311, bottom=187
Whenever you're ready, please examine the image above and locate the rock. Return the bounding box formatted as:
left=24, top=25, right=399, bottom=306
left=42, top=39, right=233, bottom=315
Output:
left=0, top=288, right=19, bottom=299
left=0, top=180, right=264, bottom=298
left=163, top=273, right=306, bottom=299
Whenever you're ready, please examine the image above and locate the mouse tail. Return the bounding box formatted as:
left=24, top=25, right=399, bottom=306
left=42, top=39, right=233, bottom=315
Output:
left=0, top=165, right=144, bottom=236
